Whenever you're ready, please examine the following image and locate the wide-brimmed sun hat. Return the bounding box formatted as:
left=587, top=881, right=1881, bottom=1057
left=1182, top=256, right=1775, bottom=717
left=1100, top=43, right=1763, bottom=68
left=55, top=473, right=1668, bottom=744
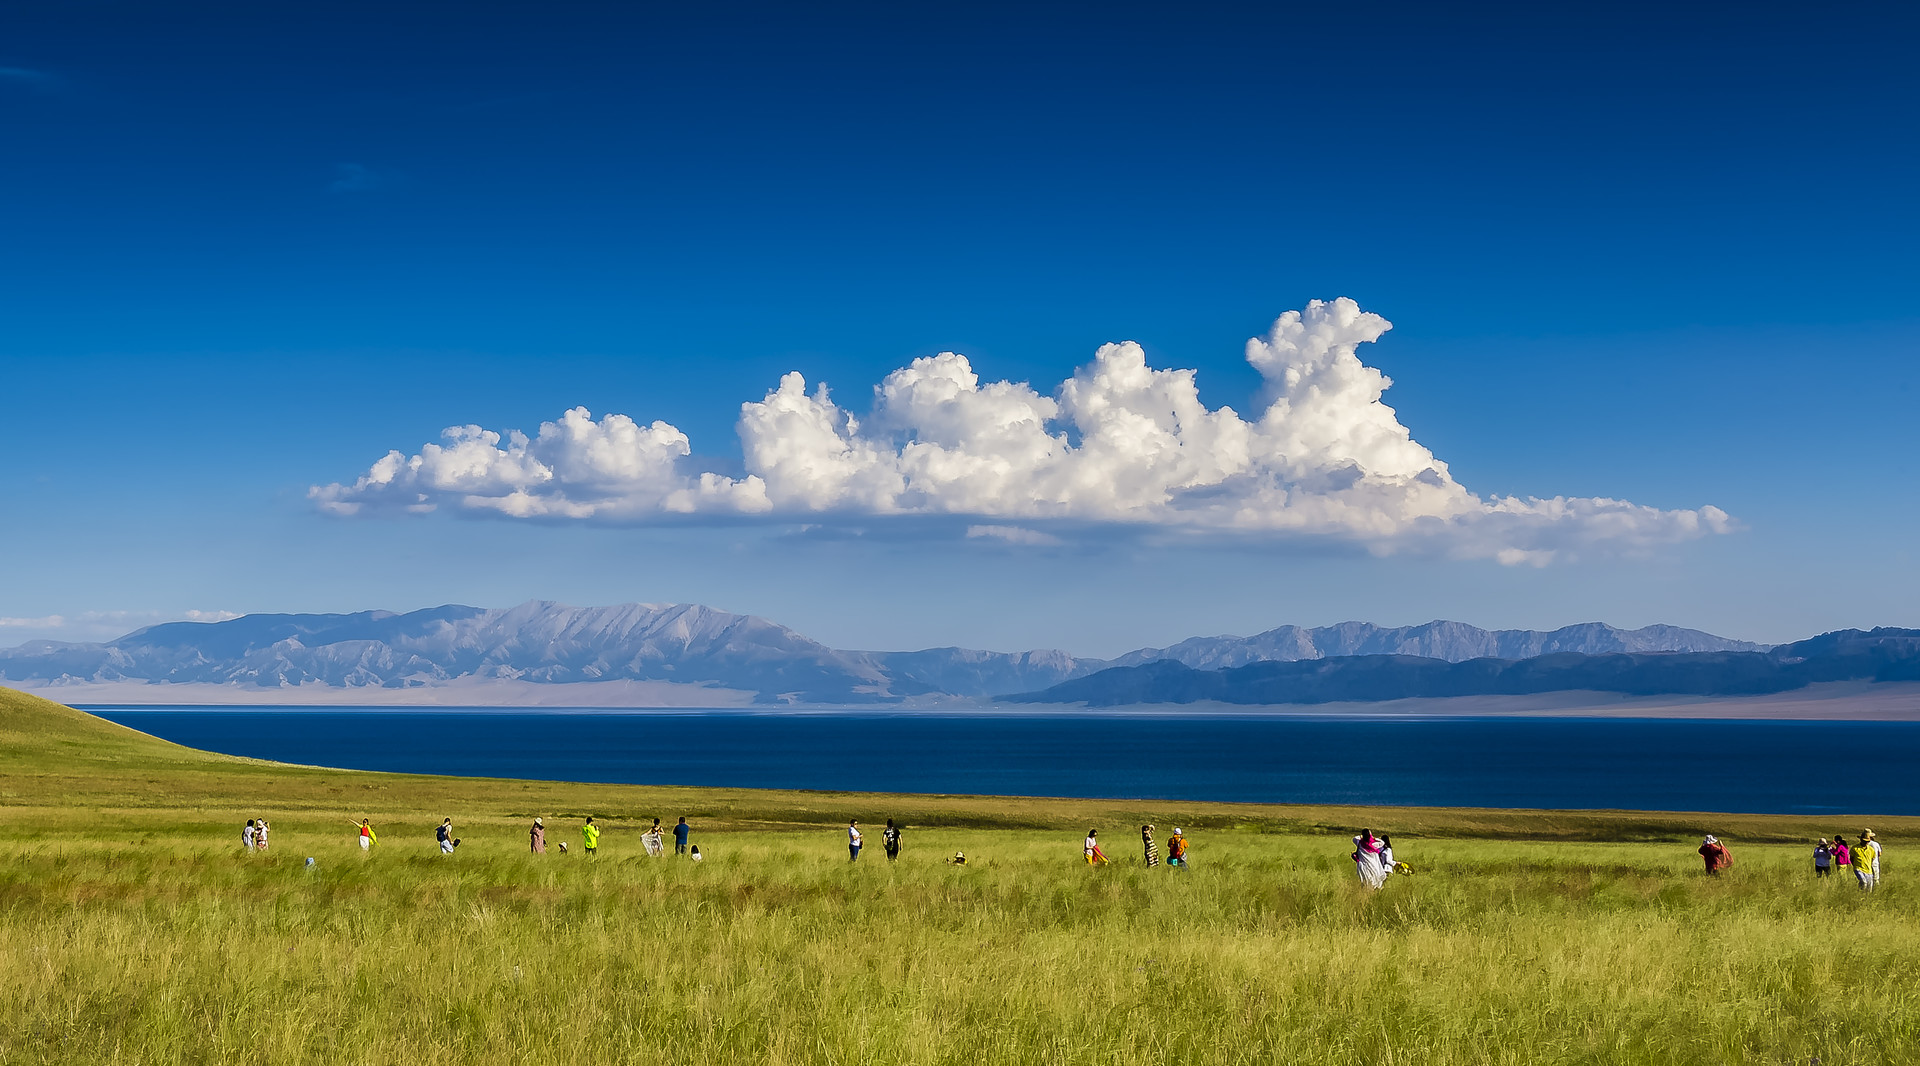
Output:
left=1703, top=835, right=1718, bottom=845
left=534, top=817, right=543, bottom=826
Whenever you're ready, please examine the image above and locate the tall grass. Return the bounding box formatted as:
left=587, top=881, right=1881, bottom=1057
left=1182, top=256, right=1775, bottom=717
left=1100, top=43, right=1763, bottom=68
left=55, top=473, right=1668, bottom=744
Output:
left=3, top=826, right=1914, bottom=1065
left=6, top=687, right=1915, bottom=1063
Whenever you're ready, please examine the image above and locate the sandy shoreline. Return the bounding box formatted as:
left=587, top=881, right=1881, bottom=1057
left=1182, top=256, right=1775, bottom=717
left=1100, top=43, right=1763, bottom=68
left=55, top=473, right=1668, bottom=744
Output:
left=13, top=679, right=1920, bottom=720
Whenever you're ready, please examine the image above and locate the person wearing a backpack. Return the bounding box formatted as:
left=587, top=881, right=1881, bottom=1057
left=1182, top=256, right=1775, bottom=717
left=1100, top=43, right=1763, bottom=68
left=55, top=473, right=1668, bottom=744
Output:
left=883, top=819, right=901, bottom=862
left=436, top=818, right=455, bottom=854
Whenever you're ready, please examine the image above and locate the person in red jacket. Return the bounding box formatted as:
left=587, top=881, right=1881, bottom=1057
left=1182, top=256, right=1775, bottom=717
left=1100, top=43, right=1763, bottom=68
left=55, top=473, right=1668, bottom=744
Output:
left=1698, top=835, right=1732, bottom=875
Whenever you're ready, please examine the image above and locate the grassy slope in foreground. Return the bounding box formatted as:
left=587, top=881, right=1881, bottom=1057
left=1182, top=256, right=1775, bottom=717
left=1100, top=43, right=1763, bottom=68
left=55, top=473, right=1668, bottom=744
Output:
left=6, top=687, right=1920, bottom=1065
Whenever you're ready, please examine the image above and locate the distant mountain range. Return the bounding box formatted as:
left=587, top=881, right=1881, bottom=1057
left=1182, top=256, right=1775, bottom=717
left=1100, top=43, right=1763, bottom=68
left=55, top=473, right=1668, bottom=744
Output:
left=0, top=600, right=1775, bottom=704
left=1009, top=628, right=1920, bottom=707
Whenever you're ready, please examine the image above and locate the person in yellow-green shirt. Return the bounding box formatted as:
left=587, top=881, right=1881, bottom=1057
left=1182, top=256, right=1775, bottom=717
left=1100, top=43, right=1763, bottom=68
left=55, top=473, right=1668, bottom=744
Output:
left=1852, top=834, right=1876, bottom=891
left=582, top=817, right=600, bottom=856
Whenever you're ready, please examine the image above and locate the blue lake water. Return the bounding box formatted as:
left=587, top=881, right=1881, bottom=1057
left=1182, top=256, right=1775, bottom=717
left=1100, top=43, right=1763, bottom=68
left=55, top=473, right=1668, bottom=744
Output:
left=87, top=707, right=1920, bottom=815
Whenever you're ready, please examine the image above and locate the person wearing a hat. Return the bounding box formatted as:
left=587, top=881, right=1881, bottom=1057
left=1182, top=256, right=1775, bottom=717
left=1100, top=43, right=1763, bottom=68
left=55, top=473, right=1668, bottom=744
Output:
left=1814, top=838, right=1833, bottom=878
left=1863, top=829, right=1883, bottom=883
left=1852, top=833, right=1876, bottom=891
left=530, top=817, right=546, bottom=854
left=1698, top=835, right=1732, bottom=875
left=947, top=851, right=967, bottom=865
left=1167, top=828, right=1189, bottom=869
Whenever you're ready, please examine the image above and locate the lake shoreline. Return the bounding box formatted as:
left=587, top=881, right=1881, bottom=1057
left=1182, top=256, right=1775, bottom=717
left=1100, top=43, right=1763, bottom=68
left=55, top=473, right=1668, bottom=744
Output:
left=31, top=678, right=1920, bottom=719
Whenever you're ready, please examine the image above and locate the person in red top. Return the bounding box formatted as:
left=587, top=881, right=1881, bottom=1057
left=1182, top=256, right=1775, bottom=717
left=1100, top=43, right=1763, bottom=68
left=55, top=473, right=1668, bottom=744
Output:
left=1698, top=835, right=1732, bottom=875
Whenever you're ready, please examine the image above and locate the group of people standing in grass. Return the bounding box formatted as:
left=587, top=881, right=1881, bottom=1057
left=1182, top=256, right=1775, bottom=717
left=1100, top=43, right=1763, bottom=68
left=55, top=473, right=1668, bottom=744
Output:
left=1076, top=825, right=1189, bottom=868
left=527, top=815, right=695, bottom=859
left=1813, top=830, right=1883, bottom=889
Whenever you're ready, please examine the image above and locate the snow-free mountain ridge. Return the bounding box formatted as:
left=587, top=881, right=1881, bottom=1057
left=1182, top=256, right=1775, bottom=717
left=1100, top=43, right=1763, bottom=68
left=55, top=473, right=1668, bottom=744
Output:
left=0, top=600, right=1766, bottom=704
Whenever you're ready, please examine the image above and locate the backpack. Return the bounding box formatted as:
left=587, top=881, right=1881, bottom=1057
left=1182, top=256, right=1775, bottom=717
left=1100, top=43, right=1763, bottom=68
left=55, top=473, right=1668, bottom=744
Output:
left=436, top=824, right=450, bottom=843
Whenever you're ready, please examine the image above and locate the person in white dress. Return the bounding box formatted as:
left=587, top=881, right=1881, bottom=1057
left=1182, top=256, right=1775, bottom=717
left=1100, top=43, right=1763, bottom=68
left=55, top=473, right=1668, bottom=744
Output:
left=1352, top=829, right=1387, bottom=889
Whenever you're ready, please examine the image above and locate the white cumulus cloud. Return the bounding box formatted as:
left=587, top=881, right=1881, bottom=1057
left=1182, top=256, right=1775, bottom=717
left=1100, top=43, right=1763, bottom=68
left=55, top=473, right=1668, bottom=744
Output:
left=310, top=299, right=1734, bottom=560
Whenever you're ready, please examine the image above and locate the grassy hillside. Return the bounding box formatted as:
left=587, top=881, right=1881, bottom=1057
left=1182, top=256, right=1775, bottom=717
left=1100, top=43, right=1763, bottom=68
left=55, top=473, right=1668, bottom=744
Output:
left=5, top=687, right=1920, bottom=1064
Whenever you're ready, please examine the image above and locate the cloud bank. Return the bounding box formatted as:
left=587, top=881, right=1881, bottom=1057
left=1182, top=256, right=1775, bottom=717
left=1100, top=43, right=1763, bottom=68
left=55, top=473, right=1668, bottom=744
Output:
left=311, top=299, right=1732, bottom=561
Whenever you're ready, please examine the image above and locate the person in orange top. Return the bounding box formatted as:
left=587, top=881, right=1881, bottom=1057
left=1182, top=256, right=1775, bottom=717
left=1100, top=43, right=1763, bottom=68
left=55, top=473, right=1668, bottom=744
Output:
left=1167, top=828, right=1189, bottom=869
left=1698, top=835, right=1731, bottom=875
left=353, top=819, right=377, bottom=852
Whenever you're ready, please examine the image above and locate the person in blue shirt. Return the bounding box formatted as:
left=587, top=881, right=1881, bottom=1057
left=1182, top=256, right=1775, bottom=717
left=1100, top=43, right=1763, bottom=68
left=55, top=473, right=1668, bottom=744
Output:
left=674, top=817, right=690, bottom=855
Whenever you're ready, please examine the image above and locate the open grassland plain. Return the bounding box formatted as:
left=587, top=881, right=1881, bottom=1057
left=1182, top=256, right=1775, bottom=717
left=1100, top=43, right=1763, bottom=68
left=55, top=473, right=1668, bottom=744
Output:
left=5, top=687, right=1920, bottom=1065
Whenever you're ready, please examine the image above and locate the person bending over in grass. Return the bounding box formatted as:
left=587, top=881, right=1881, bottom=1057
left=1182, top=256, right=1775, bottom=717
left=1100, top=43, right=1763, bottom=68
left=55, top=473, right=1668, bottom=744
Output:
left=947, top=851, right=967, bottom=865
left=1815, top=839, right=1832, bottom=878
left=1698, top=835, right=1731, bottom=876
left=1084, top=829, right=1109, bottom=865
left=582, top=817, right=600, bottom=856
left=1167, top=828, right=1188, bottom=870
left=354, top=819, right=377, bottom=853
left=1141, top=825, right=1159, bottom=867
left=1853, top=834, right=1876, bottom=891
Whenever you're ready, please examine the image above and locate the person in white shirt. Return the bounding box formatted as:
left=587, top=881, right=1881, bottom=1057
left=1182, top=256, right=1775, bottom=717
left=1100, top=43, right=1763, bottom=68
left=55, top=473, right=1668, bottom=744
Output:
left=1864, top=829, right=1883, bottom=882
left=242, top=820, right=257, bottom=851
left=848, top=820, right=863, bottom=862
left=1084, top=829, right=1108, bottom=865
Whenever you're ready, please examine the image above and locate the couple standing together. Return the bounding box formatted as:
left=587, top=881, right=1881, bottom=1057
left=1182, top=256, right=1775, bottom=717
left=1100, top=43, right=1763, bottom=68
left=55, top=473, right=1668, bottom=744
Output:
left=847, top=819, right=901, bottom=861
left=1352, top=829, right=1397, bottom=889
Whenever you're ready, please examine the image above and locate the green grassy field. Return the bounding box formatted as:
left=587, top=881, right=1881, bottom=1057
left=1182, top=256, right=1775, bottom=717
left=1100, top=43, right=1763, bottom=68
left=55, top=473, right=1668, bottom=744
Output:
left=4, top=686, right=1917, bottom=1064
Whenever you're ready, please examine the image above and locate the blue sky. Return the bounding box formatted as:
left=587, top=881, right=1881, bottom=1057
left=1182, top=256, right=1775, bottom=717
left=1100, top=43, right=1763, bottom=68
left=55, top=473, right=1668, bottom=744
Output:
left=2, top=1, right=1916, bottom=654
